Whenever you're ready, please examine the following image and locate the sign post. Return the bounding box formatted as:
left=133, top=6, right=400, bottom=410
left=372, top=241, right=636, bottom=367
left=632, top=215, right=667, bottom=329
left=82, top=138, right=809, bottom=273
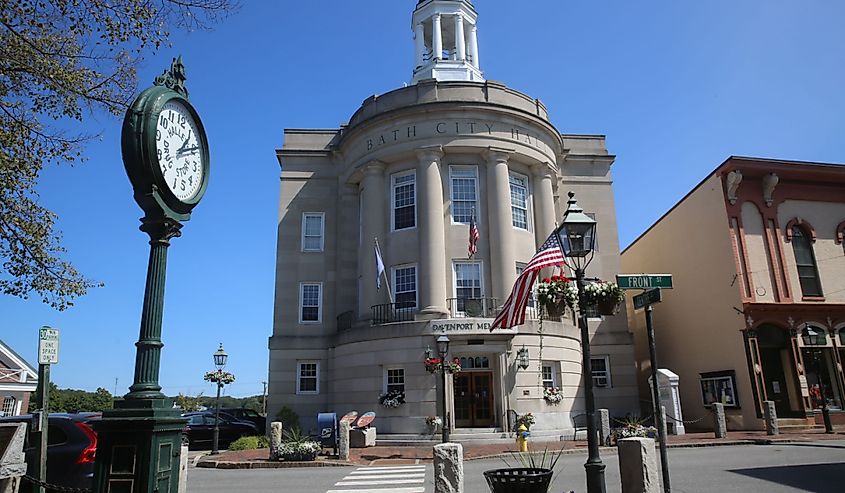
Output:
left=34, top=326, right=59, bottom=493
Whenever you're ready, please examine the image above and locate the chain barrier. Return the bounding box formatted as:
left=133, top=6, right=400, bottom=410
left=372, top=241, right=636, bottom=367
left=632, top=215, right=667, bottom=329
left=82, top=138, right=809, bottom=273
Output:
left=21, top=474, right=92, bottom=493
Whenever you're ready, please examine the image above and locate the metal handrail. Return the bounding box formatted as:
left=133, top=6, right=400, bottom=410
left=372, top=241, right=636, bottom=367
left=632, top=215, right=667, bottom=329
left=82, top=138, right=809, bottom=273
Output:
left=446, top=297, right=499, bottom=318
left=371, top=302, right=416, bottom=325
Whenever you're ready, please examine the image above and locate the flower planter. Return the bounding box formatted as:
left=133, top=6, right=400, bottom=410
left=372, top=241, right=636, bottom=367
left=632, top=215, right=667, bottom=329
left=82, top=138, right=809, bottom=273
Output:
left=543, top=302, right=566, bottom=320
left=483, top=468, right=553, bottom=493
left=598, top=299, right=619, bottom=316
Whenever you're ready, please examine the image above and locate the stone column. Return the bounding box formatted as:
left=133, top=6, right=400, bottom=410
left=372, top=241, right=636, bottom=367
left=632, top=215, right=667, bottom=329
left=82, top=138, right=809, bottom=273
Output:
left=269, top=421, right=283, bottom=460
left=433, top=443, right=464, bottom=493
left=454, top=14, right=466, bottom=60
left=618, top=437, right=660, bottom=493
left=339, top=421, right=351, bottom=461
left=764, top=400, right=779, bottom=435
left=417, top=147, right=448, bottom=316
left=414, top=22, right=425, bottom=67
left=432, top=14, right=443, bottom=60
left=598, top=408, right=611, bottom=446
left=533, top=166, right=557, bottom=243
left=468, top=25, right=479, bottom=68
left=713, top=403, right=727, bottom=438
left=358, top=161, right=386, bottom=319
left=485, top=148, right=516, bottom=304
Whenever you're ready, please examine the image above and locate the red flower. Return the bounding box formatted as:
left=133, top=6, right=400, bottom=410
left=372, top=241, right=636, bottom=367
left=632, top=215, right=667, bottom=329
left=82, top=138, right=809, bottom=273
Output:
left=542, top=277, right=550, bottom=283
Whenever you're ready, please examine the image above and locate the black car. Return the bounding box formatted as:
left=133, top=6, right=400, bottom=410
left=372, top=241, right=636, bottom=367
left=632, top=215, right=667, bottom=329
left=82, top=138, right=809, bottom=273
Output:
left=221, top=408, right=266, bottom=434
left=182, top=411, right=258, bottom=449
left=0, top=413, right=99, bottom=492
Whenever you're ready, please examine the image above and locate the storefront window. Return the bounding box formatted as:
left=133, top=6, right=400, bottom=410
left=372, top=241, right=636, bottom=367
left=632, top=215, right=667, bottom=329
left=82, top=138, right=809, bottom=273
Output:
left=802, top=348, right=842, bottom=410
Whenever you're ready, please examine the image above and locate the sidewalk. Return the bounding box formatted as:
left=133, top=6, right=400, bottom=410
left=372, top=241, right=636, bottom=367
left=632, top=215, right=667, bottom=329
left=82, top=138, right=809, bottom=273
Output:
left=196, top=427, right=845, bottom=469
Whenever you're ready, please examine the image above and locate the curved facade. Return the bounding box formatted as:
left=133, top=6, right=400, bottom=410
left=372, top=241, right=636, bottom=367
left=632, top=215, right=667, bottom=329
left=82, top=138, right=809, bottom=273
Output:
left=269, top=0, right=637, bottom=436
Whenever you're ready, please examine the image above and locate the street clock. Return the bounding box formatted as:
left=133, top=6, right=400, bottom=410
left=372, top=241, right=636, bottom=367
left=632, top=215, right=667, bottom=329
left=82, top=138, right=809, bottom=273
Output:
left=121, top=56, right=210, bottom=220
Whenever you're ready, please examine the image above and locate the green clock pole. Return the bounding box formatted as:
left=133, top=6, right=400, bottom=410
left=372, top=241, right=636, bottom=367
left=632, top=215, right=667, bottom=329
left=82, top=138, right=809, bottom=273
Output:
left=93, top=57, right=208, bottom=493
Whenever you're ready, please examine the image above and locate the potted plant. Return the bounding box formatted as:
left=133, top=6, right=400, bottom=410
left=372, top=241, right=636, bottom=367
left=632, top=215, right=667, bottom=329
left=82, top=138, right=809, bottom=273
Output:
left=274, top=428, right=321, bottom=462
left=425, top=415, right=442, bottom=432
left=536, top=276, right=577, bottom=319
left=543, top=387, right=562, bottom=404
left=583, top=281, right=624, bottom=315
left=425, top=357, right=462, bottom=374
left=610, top=415, right=658, bottom=445
left=514, top=412, right=535, bottom=431
left=484, top=446, right=569, bottom=493
left=378, top=389, right=405, bottom=408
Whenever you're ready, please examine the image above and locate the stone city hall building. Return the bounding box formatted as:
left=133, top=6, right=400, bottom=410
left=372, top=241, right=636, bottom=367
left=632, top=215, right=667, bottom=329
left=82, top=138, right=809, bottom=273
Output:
left=269, top=0, right=638, bottom=436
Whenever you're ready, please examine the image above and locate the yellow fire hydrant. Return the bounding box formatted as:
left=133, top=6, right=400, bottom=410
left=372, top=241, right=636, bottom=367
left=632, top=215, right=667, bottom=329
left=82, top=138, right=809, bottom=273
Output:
left=516, top=423, right=530, bottom=452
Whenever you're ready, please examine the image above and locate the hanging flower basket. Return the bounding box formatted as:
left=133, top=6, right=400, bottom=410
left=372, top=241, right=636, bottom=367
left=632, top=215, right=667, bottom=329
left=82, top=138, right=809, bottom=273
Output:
left=424, top=357, right=441, bottom=373
left=203, top=370, right=235, bottom=385
left=543, top=387, right=562, bottom=404
left=378, top=390, right=405, bottom=408
left=598, top=299, right=620, bottom=316
left=583, top=281, right=624, bottom=316
left=424, top=357, right=461, bottom=374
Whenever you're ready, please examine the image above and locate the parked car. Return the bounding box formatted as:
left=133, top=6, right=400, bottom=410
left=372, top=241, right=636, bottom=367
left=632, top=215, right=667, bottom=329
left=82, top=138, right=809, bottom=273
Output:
left=221, top=407, right=266, bottom=434
left=0, top=413, right=100, bottom=492
left=181, top=411, right=258, bottom=449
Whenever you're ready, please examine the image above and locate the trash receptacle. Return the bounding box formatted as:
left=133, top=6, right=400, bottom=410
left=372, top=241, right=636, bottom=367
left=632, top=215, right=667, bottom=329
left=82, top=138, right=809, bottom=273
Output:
left=483, top=468, right=553, bottom=493
left=317, top=412, right=337, bottom=453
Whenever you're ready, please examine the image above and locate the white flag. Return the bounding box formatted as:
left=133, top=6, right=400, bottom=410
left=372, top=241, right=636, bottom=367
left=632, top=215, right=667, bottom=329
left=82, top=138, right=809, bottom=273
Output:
left=375, top=243, right=385, bottom=290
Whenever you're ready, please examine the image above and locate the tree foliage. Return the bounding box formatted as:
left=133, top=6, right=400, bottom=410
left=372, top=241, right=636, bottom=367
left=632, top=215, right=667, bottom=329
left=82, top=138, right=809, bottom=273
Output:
left=29, top=382, right=115, bottom=413
left=0, top=0, right=237, bottom=310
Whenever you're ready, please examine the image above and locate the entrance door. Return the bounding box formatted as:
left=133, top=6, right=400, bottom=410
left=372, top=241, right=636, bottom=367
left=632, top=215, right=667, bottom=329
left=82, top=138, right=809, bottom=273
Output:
left=453, top=372, right=495, bottom=427
left=759, top=348, right=791, bottom=417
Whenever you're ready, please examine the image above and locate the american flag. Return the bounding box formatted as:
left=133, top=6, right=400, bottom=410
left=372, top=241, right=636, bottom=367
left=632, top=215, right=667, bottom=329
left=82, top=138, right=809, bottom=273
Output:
left=468, top=214, right=480, bottom=258
left=490, top=232, right=565, bottom=330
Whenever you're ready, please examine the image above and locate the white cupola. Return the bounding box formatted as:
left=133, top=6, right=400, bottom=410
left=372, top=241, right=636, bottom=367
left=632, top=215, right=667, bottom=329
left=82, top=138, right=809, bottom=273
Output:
left=411, top=0, right=484, bottom=84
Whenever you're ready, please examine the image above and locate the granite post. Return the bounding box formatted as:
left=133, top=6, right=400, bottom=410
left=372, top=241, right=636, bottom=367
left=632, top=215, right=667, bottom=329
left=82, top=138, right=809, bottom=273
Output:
left=433, top=443, right=463, bottom=493
left=713, top=403, right=727, bottom=439
left=177, top=444, right=188, bottom=493
left=269, top=421, right=283, bottom=460
left=598, top=408, right=611, bottom=446
left=339, top=421, right=351, bottom=461
left=618, top=437, right=660, bottom=493
left=763, top=401, right=779, bottom=436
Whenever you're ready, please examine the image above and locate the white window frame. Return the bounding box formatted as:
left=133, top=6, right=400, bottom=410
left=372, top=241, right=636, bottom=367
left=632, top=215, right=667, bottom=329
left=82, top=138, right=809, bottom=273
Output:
left=591, top=356, right=612, bottom=389
left=449, top=166, right=479, bottom=225
left=509, top=172, right=530, bottom=231
left=391, top=171, right=417, bottom=232
left=1, top=396, right=17, bottom=416
left=301, top=212, right=325, bottom=252
left=296, top=361, right=320, bottom=395
left=298, top=282, right=323, bottom=324
left=383, top=367, right=405, bottom=394
left=541, top=362, right=558, bottom=389
left=392, top=264, right=418, bottom=309
left=452, top=260, right=483, bottom=313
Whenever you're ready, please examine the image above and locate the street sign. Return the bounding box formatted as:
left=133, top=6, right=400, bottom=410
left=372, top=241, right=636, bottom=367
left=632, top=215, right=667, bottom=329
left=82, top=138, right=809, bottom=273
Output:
left=617, top=274, right=673, bottom=290
left=38, top=327, right=59, bottom=365
left=633, top=288, right=662, bottom=310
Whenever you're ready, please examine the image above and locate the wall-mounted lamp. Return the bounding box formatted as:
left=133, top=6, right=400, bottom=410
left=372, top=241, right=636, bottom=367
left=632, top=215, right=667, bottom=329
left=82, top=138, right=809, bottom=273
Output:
left=802, top=324, right=827, bottom=346
left=425, top=346, right=433, bottom=359
left=517, top=346, right=530, bottom=370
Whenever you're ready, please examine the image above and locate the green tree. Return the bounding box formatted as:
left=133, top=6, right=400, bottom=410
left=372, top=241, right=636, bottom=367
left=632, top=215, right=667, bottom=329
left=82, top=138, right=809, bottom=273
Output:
left=174, top=392, right=203, bottom=412
left=0, top=0, right=237, bottom=310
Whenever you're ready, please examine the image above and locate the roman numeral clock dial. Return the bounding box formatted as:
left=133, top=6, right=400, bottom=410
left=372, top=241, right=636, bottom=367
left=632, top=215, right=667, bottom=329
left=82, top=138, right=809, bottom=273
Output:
left=155, top=100, right=204, bottom=201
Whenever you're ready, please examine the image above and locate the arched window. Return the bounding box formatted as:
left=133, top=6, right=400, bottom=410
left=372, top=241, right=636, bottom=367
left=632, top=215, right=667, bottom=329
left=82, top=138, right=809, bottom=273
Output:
left=1, top=396, right=16, bottom=416
left=791, top=226, right=823, bottom=297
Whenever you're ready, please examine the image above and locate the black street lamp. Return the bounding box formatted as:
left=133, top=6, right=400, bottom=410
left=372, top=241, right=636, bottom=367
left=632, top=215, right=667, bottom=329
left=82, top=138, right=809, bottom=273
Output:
left=436, top=334, right=451, bottom=443
left=555, top=191, right=606, bottom=493
left=211, top=343, right=228, bottom=455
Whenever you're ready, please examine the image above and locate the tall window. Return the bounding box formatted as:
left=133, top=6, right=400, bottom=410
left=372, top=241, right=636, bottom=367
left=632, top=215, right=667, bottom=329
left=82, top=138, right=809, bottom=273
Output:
left=541, top=363, right=557, bottom=389
left=392, top=172, right=416, bottom=230
left=454, top=261, right=482, bottom=312
left=296, top=361, right=319, bottom=394
left=384, top=368, right=405, bottom=394
left=792, top=226, right=823, bottom=297
left=299, top=283, right=322, bottom=323
left=591, top=357, right=611, bottom=388
left=450, top=167, right=478, bottom=223
left=1, top=396, right=16, bottom=416
left=301, top=213, right=324, bottom=252
left=394, top=265, right=417, bottom=309
left=509, top=173, right=529, bottom=230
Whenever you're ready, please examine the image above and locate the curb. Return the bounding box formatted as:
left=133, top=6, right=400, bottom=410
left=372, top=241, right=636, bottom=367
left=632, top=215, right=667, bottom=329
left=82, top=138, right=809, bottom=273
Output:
left=196, top=459, right=354, bottom=469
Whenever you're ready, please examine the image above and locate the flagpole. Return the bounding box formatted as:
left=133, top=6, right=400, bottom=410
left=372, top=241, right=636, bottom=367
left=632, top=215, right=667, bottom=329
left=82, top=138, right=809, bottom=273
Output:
left=374, top=238, right=394, bottom=304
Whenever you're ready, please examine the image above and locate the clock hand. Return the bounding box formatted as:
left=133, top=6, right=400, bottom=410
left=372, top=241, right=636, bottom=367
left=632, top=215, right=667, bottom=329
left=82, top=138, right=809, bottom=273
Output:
left=176, top=146, right=200, bottom=156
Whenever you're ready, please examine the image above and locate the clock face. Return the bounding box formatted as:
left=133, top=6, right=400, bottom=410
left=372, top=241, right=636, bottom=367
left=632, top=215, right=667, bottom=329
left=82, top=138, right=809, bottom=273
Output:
left=155, top=100, right=205, bottom=202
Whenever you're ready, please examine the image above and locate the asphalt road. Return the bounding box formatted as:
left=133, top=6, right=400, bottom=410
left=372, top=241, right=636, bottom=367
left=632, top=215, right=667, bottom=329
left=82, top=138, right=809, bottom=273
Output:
left=187, top=440, right=845, bottom=492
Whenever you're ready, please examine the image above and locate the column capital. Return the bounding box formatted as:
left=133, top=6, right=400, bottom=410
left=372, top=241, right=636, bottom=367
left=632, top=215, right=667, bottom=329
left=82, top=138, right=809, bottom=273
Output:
left=531, top=163, right=556, bottom=180
left=416, top=145, right=444, bottom=163
left=363, top=160, right=386, bottom=176
left=483, top=146, right=513, bottom=165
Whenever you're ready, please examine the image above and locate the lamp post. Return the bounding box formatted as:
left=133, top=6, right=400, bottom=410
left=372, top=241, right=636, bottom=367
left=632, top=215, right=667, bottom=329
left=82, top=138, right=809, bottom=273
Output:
left=437, top=335, right=451, bottom=443
left=554, top=191, right=606, bottom=493
left=211, top=343, right=228, bottom=455
left=802, top=325, right=834, bottom=434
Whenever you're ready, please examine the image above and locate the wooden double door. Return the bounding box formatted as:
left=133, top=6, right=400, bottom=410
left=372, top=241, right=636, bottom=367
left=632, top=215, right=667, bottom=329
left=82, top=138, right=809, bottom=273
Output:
left=454, top=371, right=494, bottom=427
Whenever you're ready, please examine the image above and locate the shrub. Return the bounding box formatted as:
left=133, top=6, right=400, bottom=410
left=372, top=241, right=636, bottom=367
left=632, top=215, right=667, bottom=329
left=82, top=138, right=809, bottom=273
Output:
left=228, top=435, right=270, bottom=451
left=275, top=406, right=300, bottom=431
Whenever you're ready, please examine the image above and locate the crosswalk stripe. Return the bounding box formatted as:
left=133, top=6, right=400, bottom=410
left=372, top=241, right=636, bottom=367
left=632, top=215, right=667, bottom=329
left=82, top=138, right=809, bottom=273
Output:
left=353, top=466, right=425, bottom=472
left=337, top=478, right=424, bottom=485
left=343, top=472, right=425, bottom=481
left=326, top=488, right=424, bottom=493
left=348, top=470, right=425, bottom=475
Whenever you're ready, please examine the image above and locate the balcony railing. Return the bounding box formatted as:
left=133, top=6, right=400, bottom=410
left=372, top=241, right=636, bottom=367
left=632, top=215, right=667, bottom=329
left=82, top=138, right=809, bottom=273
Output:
left=446, top=297, right=500, bottom=318
left=371, top=302, right=416, bottom=325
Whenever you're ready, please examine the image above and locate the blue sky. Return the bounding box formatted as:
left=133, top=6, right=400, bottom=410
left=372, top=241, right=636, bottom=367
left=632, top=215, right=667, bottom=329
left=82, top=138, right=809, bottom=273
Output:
left=3, top=1, right=844, bottom=398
